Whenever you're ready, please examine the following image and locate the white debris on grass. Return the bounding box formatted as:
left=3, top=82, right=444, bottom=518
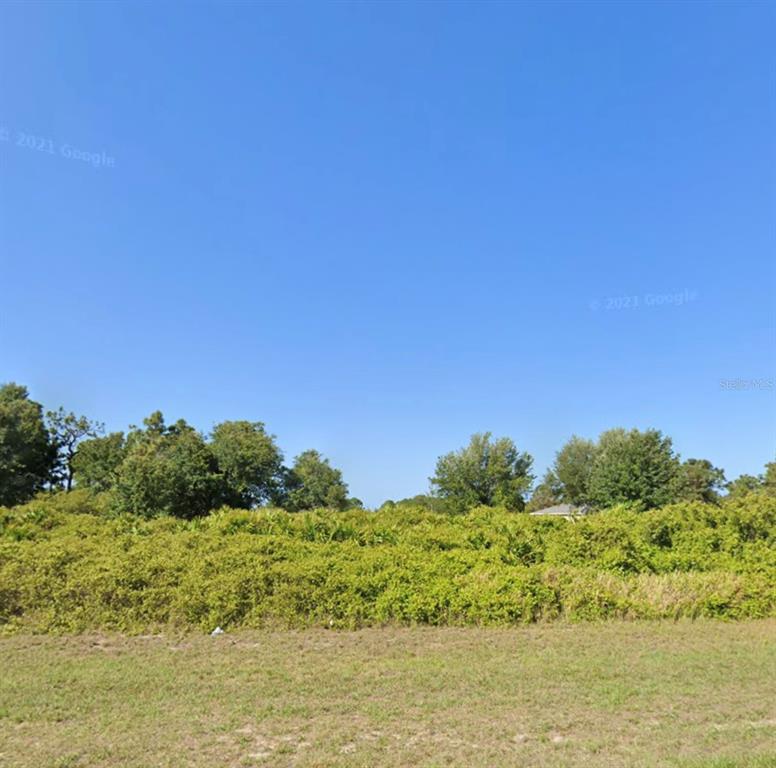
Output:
left=211, top=626, right=225, bottom=636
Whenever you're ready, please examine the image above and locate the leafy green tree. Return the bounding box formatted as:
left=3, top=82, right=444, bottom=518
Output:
left=72, top=432, right=127, bottom=493
left=726, top=473, right=762, bottom=498
left=112, top=412, right=222, bottom=518
left=763, top=462, right=776, bottom=497
left=525, top=480, right=561, bottom=512
left=280, top=450, right=350, bottom=511
left=548, top=435, right=598, bottom=506
left=430, top=432, right=534, bottom=513
left=209, top=420, right=284, bottom=508
left=676, top=458, right=726, bottom=504
left=726, top=461, right=776, bottom=499
left=46, top=408, right=104, bottom=491
left=394, top=494, right=448, bottom=512
left=587, top=428, right=680, bottom=510
left=0, top=383, right=57, bottom=506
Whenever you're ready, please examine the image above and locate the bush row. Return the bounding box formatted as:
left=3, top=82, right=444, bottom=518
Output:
left=0, top=492, right=774, bottom=632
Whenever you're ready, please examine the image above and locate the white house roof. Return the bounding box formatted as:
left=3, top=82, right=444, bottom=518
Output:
left=528, top=503, right=588, bottom=517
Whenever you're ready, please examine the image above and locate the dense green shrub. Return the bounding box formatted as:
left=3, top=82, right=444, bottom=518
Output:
left=0, top=493, right=773, bottom=633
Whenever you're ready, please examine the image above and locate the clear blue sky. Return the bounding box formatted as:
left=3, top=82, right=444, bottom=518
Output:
left=1, top=2, right=774, bottom=507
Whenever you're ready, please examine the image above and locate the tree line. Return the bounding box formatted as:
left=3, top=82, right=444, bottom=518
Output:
left=1, top=382, right=773, bottom=516
left=390, top=430, right=774, bottom=514
left=0, top=383, right=356, bottom=516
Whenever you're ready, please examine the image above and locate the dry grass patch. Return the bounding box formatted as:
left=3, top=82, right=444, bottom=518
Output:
left=1, top=620, right=775, bottom=767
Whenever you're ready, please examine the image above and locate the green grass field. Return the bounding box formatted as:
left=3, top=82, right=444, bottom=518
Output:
left=1, top=620, right=774, bottom=767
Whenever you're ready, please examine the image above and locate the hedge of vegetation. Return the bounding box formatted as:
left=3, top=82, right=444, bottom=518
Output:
left=1, top=491, right=774, bottom=633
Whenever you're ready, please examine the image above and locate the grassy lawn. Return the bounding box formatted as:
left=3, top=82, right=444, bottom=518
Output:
left=1, top=621, right=775, bottom=768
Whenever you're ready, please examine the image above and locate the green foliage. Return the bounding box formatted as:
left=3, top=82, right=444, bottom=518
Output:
left=536, top=432, right=734, bottom=513
left=4, top=380, right=776, bottom=544
left=209, top=420, right=283, bottom=507
left=676, top=458, right=726, bottom=504
left=430, top=433, right=534, bottom=513
left=765, top=462, right=776, bottom=496
left=111, top=413, right=223, bottom=519
left=525, top=481, right=560, bottom=512
left=280, top=450, right=349, bottom=512
left=1, top=493, right=773, bottom=633
left=727, top=474, right=763, bottom=498
left=380, top=494, right=449, bottom=513
left=546, top=435, right=597, bottom=506
left=72, top=432, right=126, bottom=492
left=0, top=383, right=57, bottom=506
left=588, top=428, right=680, bottom=510
left=46, top=407, right=103, bottom=491
left=727, top=462, right=776, bottom=500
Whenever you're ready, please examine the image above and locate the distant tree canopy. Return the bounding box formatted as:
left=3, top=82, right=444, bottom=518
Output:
left=430, top=432, right=534, bottom=513
left=72, top=432, right=126, bottom=493
left=726, top=463, right=776, bottom=499
left=105, top=415, right=349, bottom=518
left=766, top=463, right=776, bottom=495
left=111, top=413, right=224, bottom=519
left=587, top=428, right=680, bottom=510
left=210, top=420, right=284, bottom=508
left=726, top=474, right=762, bottom=498
left=379, top=494, right=448, bottom=513
left=539, top=435, right=597, bottom=508
left=46, top=407, right=104, bottom=491
left=525, top=481, right=560, bottom=513
left=0, top=383, right=57, bottom=506
left=529, top=430, right=730, bottom=512
left=280, top=450, right=351, bottom=512
left=676, top=458, right=726, bottom=504
left=0, top=383, right=356, bottom=517
left=1, top=382, right=774, bottom=516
